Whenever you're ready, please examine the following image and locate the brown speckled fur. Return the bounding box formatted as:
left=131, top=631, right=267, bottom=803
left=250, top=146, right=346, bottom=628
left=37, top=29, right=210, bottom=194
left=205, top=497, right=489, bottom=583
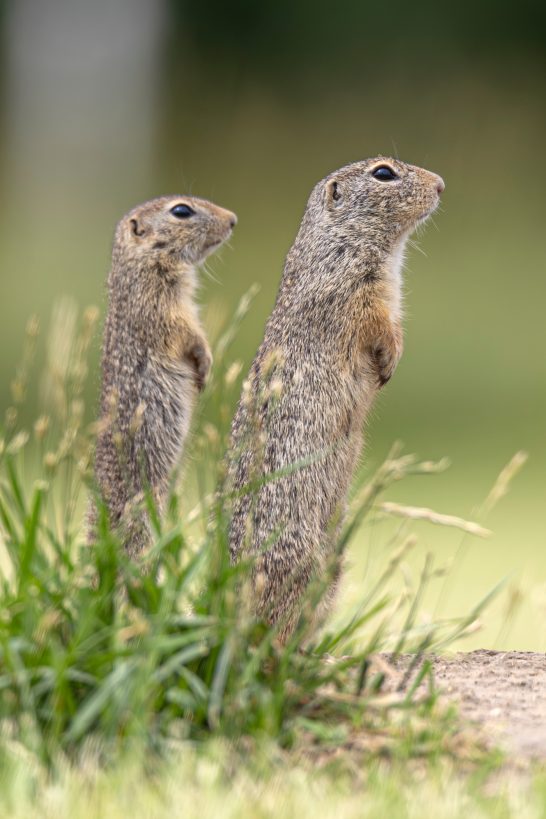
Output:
left=89, top=194, right=236, bottom=556
left=227, top=157, right=444, bottom=641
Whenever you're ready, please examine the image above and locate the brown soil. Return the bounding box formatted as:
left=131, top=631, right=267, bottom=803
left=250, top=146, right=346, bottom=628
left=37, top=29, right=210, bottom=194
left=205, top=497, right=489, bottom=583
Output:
left=395, top=650, right=546, bottom=760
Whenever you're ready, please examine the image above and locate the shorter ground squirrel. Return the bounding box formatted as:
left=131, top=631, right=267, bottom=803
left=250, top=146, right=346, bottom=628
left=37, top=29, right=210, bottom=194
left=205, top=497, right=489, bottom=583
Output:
left=228, top=157, right=444, bottom=641
left=90, top=194, right=236, bottom=556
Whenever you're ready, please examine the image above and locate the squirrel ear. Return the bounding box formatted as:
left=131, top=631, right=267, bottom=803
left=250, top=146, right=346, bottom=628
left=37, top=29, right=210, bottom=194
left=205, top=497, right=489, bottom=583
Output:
left=129, top=218, right=146, bottom=238
left=325, top=179, right=343, bottom=209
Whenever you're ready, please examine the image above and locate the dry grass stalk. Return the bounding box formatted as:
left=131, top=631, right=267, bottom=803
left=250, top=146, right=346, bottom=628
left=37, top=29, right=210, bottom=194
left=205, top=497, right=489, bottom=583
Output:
left=378, top=502, right=491, bottom=538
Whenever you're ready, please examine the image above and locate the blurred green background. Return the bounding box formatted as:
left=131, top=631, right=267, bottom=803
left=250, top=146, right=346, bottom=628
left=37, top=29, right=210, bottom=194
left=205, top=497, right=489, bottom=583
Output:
left=0, top=0, right=544, bottom=649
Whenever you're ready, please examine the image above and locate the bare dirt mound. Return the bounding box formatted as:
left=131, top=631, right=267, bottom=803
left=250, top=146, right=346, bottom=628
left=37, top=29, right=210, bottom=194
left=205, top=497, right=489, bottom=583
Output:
left=427, top=651, right=546, bottom=759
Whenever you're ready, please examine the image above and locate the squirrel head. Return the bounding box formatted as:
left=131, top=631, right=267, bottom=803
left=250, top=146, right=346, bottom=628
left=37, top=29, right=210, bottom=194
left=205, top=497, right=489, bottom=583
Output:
left=113, top=195, right=237, bottom=281
left=292, top=158, right=444, bottom=274
left=321, top=157, right=443, bottom=236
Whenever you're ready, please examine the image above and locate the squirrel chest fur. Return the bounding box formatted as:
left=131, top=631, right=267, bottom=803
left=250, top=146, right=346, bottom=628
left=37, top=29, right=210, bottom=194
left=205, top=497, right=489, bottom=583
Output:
left=228, top=157, right=444, bottom=641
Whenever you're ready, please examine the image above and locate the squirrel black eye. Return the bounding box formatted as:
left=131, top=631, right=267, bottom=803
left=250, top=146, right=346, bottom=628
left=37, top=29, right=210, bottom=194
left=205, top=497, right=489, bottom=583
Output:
left=170, top=203, right=195, bottom=218
left=372, top=166, right=398, bottom=182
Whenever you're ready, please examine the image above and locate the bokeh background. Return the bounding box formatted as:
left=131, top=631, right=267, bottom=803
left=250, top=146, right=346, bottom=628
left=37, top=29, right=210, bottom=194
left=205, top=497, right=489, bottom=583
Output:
left=0, top=0, right=544, bottom=649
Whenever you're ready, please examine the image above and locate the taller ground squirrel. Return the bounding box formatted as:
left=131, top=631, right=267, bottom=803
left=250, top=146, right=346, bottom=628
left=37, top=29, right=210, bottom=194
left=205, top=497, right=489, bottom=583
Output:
left=90, top=194, right=236, bottom=556
left=228, top=157, right=443, bottom=641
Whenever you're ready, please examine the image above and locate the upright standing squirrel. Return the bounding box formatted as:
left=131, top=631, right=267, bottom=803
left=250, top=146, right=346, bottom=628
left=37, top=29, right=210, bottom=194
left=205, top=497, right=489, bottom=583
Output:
left=90, top=195, right=236, bottom=556
left=228, top=157, right=444, bottom=641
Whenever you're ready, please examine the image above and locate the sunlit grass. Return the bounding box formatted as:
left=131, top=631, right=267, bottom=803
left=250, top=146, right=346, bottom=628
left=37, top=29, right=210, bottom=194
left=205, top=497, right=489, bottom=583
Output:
left=0, top=745, right=544, bottom=819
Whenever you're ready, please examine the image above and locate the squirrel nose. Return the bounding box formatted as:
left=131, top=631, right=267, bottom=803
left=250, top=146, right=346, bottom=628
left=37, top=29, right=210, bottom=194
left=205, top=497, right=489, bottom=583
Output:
left=436, top=176, right=445, bottom=195
left=226, top=211, right=237, bottom=229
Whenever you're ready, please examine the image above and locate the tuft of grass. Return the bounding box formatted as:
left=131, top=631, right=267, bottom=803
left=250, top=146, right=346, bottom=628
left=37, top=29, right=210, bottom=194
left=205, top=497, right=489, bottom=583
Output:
left=0, top=294, right=524, bottom=769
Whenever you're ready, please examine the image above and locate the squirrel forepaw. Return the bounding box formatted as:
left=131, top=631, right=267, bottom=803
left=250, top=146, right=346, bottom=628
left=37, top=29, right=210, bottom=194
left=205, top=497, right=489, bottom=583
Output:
left=371, top=336, right=403, bottom=388
left=188, top=341, right=212, bottom=391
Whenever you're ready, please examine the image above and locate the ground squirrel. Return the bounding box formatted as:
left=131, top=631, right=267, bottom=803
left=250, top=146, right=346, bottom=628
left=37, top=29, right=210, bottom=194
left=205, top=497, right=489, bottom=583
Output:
left=90, top=194, right=236, bottom=556
left=228, top=157, right=444, bottom=641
